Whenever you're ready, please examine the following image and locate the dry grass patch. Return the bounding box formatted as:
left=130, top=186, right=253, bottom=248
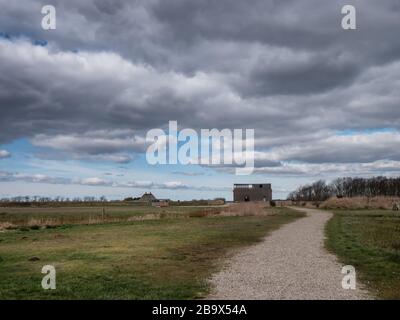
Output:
left=220, top=202, right=270, bottom=217
left=0, top=205, right=223, bottom=228
left=0, top=222, right=16, bottom=231
left=321, top=196, right=400, bottom=210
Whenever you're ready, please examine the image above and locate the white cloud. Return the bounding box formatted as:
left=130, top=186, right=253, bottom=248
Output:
left=0, top=171, right=225, bottom=191
left=79, top=177, right=109, bottom=186
left=0, top=150, right=11, bottom=159
left=254, top=160, right=400, bottom=178
left=253, top=131, right=400, bottom=165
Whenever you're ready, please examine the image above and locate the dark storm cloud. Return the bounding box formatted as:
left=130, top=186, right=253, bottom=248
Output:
left=244, top=52, right=360, bottom=96
left=1, top=0, right=400, bottom=172
left=254, top=131, right=400, bottom=165
left=0, top=37, right=249, bottom=146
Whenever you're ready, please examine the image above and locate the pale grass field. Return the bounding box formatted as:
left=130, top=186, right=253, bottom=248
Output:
left=321, top=196, right=400, bottom=210
left=219, top=202, right=271, bottom=217
left=0, top=205, right=222, bottom=229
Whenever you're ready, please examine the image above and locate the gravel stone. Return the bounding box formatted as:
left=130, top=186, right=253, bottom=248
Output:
left=208, top=208, right=372, bottom=300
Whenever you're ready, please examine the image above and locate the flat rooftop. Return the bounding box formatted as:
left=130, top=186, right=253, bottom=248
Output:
left=234, top=183, right=271, bottom=188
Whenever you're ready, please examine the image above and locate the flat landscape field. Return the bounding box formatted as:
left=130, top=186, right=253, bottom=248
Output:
left=0, top=204, right=220, bottom=228
left=0, top=205, right=303, bottom=299
left=326, top=209, right=400, bottom=299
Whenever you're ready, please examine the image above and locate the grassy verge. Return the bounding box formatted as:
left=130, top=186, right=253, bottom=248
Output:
left=325, top=209, right=400, bottom=299
left=0, top=207, right=303, bottom=299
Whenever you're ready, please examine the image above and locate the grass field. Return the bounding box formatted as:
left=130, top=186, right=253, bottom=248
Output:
left=0, top=205, right=220, bottom=228
left=0, top=206, right=303, bottom=299
left=325, top=209, right=400, bottom=299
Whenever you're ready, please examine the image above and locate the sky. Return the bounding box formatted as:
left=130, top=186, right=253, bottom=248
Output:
left=1, top=0, right=400, bottom=201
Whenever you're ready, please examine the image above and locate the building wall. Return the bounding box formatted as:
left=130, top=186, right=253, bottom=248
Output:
left=233, top=184, right=272, bottom=202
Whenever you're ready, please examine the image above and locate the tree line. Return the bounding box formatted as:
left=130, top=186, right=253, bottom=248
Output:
left=287, top=176, right=400, bottom=201
left=0, top=195, right=108, bottom=203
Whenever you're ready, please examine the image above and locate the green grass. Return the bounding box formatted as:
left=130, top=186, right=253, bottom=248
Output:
left=0, top=207, right=303, bottom=299
left=325, top=209, right=400, bottom=299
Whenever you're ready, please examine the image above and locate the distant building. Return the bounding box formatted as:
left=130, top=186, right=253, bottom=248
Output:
left=233, top=184, right=272, bottom=202
left=139, top=192, right=157, bottom=203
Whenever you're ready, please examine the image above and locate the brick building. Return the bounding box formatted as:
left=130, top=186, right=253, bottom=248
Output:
left=233, top=184, right=272, bottom=202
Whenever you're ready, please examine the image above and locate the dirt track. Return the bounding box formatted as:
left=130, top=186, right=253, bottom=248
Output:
left=208, top=207, right=372, bottom=299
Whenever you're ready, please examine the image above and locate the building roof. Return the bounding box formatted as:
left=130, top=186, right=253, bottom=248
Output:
left=234, top=183, right=271, bottom=188
left=139, top=192, right=157, bottom=202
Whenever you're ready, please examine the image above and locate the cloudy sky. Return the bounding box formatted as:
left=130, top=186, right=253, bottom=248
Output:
left=1, top=0, right=400, bottom=200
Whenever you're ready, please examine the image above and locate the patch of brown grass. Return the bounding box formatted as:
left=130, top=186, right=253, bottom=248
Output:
left=320, top=196, right=400, bottom=210
left=220, top=202, right=270, bottom=217
left=0, top=222, right=16, bottom=231
left=26, top=218, right=60, bottom=227
left=0, top=206, right=225, bottom=230
left=189, top=208, right=221, bottom=218
left=127, top=213, right=162, bottom=221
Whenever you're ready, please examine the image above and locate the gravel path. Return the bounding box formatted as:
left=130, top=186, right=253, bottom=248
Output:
left=208, top=207, right=372, bottom=300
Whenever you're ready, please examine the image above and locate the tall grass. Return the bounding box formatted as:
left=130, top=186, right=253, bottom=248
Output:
left=220, top=202, right=270, bottom=216
left=0, top=205, right=223, bottom=229
left=321, top=196, right=400, bottom=210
